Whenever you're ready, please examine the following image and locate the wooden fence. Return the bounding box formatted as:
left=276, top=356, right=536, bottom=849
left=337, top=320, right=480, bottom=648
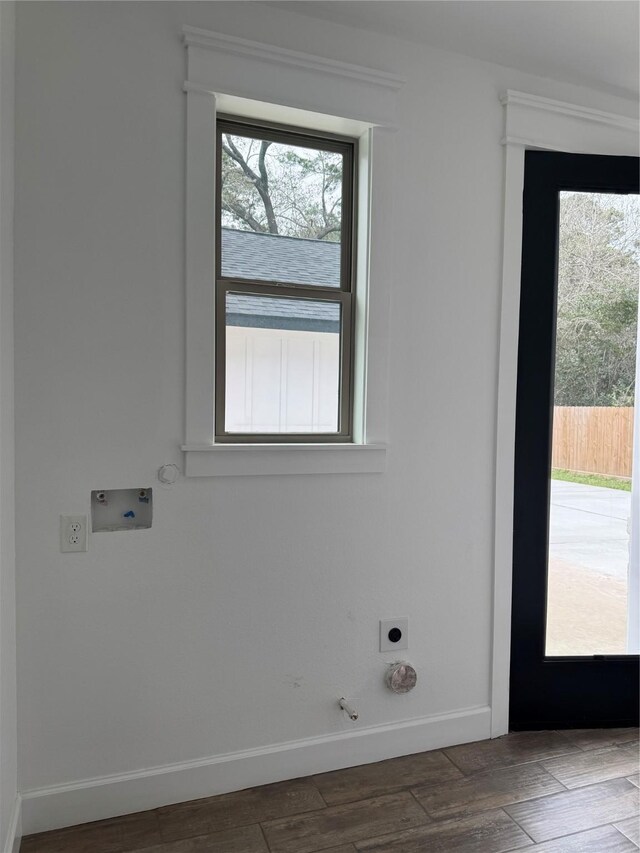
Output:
left=552, top=406, right=634, bottom=479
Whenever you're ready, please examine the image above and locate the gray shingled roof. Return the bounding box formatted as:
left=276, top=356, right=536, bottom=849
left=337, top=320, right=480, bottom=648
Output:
left=222, top=228, right=341, bottom=333
left=221, top=227, right=340, bottom=287
left=226, top=293, right=340, bottom=333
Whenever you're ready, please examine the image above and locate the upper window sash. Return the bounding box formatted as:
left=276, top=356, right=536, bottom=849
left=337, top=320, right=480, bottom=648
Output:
left=216, top=116, right=356, bottom=293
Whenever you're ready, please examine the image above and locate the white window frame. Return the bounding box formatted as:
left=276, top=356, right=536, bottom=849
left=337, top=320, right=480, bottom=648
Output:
left=181, top=26, right=404, bottom=476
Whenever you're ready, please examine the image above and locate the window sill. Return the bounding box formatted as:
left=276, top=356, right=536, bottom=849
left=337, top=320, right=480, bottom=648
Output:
left=181, top=442, right=387, bottom=477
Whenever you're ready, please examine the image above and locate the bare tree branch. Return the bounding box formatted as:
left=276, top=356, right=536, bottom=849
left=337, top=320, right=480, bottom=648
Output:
left=314, top=225, right=341, bottom=241
left=257, top=141, right=278, bottom=234
left=222, top=200, right=265, bottom=233
left=222, top=135, right=279, bottom=234
left=222, top=136, right=260, bottom=184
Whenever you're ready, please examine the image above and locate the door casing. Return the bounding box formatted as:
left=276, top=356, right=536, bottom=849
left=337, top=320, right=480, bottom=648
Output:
left=510, top=150, right=639, bottom=730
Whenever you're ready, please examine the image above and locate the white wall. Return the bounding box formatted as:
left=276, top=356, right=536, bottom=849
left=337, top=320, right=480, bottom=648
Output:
left=0, top=2, right=17, bottom=849
left=13, top=0, right=638, bottom=830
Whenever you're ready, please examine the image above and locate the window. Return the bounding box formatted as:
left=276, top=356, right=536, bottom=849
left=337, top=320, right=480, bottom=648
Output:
left=215, top=118, right=356, bottom=442
left=183, top=27, right=398, bottom=474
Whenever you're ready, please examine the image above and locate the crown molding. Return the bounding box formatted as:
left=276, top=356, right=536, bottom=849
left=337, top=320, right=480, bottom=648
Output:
left=500, top=90, right=639, bottom=133
left=182, top=26, right=405, bottom=92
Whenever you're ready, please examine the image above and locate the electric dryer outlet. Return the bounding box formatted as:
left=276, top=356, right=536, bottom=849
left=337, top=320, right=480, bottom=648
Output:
left=380, top=617, right=409, bottom=652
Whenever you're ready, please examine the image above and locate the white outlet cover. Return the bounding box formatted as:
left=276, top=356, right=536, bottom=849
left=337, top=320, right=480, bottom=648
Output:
left=380, top=617, right=409, bottom=652
left=60, top=515, right=88, bottom=553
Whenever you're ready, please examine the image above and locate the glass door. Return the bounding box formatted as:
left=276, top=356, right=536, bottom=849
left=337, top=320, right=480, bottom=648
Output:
left=510, top=151, right=639, bottom=729
left=546, top=191, right=639, bottom=657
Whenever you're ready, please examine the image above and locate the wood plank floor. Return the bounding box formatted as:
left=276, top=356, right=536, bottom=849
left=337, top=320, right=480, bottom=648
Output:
left=21, top=729, right=639, bottom=853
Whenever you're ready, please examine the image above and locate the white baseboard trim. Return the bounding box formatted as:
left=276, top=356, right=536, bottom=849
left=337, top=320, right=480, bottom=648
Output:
left=21, top=704, right=490, bottom=835
left=3, top=795, right=21, bottom=853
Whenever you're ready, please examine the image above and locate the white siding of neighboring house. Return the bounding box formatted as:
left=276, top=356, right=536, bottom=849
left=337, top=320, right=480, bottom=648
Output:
left=225, top=326, right=340, bottom=433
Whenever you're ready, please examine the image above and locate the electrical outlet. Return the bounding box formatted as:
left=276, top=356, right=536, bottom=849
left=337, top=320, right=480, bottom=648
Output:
left=380, top=617, right=409, bottom=652
left=60, top=515, right=88, bottom=553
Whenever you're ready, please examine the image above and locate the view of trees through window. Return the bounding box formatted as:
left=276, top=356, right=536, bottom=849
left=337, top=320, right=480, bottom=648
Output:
left=555, top=192, right=639, bottom=407
left=220, top=132, right=344, bottom=242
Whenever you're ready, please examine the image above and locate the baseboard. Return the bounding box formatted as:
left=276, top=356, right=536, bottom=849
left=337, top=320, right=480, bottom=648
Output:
left=21, top=704, right=490, bottom=835
left=3, top=795, right=21, bottom=853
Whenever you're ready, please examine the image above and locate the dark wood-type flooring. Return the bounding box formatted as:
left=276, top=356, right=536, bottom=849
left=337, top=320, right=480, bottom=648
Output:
left=21, top=729, right=640, bottom=852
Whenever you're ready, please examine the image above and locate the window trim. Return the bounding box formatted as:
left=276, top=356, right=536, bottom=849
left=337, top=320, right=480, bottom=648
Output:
left=182, top=26, right=403, bottom=476
left=215, top=116, right=357, bottom=443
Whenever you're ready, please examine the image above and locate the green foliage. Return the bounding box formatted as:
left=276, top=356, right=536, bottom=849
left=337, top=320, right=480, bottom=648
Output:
left=554, top=193, right=639, bottom=406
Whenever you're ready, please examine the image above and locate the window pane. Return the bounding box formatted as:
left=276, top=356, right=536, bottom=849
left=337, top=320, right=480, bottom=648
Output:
left=545, top=192, right=639, bottom=656
left=225, top=292, right=341, bottom=433
left=220, top=131, right=343, bottom=287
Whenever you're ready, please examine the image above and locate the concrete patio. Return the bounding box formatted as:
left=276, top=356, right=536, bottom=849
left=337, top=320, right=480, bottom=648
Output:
left=546, top=480, right=632, bottom=656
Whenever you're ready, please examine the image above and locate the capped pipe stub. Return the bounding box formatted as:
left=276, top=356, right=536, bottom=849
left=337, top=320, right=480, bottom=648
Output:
left=339, top=697, right=359, bottom=721
left=385, top=662, right=417, bottom=694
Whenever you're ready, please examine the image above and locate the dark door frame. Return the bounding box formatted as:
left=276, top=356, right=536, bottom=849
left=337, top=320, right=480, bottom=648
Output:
left=510, top=150, right=639, bottom=730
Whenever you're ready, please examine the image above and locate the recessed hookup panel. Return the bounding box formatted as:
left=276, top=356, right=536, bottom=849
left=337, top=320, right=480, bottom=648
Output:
left=91, top=488, right=152, bottom=532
